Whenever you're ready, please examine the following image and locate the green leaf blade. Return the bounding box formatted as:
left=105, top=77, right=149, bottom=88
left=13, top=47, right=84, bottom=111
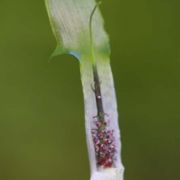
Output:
left=45, top=0, right=110, bottom=61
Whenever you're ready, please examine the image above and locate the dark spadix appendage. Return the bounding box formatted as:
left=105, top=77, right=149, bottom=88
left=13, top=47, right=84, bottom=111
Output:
left=91, top=65, right=116, bottom=168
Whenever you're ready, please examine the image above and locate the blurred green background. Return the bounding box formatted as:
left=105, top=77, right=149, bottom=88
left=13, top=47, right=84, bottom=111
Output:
left=0, top=0, right=180, bottom=179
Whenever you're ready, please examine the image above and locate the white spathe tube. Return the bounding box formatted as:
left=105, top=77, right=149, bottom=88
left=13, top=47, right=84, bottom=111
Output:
left=91, top=167, right=124, bottom=180
left=80, top=58, right=124, bottom=180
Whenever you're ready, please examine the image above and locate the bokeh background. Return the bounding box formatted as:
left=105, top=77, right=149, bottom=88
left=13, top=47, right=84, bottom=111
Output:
left=0, top=0, right=180, bottom=179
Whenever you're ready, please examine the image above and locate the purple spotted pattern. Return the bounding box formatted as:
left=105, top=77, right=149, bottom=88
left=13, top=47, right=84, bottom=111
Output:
left=91, top=119, right=116, bottom=168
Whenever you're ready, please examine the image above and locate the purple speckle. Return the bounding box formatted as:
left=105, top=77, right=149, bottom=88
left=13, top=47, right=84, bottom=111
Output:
left=91, top=118, right=116, bottom=168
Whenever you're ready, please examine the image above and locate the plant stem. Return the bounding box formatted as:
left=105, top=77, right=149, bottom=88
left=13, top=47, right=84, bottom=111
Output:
left=92, top=64, right=105, bottom=120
